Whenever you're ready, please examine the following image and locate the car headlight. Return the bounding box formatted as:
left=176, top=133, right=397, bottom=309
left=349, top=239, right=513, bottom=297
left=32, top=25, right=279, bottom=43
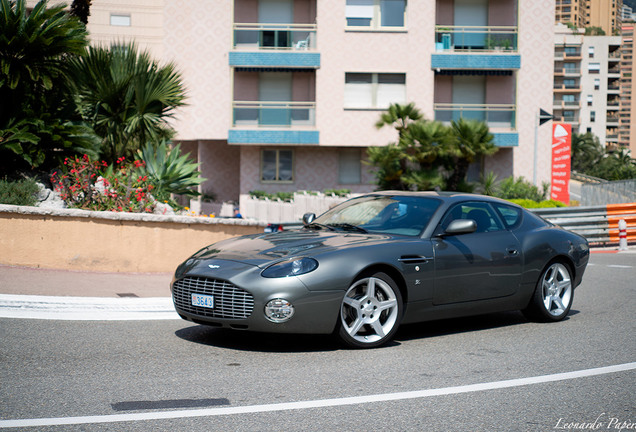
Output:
left=264, top=299, right=295, bottom=323
left=261, top=257, right=318, bottom=278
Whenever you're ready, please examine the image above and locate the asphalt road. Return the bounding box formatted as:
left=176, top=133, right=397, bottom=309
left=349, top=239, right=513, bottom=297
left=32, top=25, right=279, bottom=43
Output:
left=0, top=253, right=634, bottom=432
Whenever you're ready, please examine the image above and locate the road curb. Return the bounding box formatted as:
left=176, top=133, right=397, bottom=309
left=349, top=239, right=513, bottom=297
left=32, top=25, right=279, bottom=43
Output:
left=0, top=294, right=179, bottom=321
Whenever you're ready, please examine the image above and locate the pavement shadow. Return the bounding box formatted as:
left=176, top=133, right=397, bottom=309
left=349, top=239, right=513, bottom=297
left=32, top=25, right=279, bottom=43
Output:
left=175, top=310, right=579, bottom=352
left=175, top=325, right=342, bottom=353
left=394, top=309, right=578, bottom=342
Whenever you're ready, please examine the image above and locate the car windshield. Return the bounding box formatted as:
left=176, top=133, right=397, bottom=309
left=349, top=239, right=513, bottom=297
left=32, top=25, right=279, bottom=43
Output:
left=312, top=195, right=441, bottom=236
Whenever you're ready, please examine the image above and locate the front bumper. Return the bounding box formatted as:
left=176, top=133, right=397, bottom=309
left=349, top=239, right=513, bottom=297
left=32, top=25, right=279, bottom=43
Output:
left=171, top=260, right=343, bottom=334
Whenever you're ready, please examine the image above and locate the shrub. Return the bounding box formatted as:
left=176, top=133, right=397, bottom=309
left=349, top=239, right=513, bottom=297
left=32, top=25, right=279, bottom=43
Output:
left=50, top=154, right=156, bottom=213
left=0, top=177, right=39, bottom=206
left=496, top=176, right=549, bottom=202
left=273, top=192, right=294, bottom=202
left=249, top=190, right=272, bottom=200
left=509, top=199, right=566, bottom=209
left=137, top=142, right=205, bottom=202
left=324, top=188, right=351, bottom=197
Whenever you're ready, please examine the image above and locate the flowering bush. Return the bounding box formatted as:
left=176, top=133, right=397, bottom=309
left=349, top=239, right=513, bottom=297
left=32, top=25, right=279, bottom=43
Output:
left=51, top=154, right=156, bottom=213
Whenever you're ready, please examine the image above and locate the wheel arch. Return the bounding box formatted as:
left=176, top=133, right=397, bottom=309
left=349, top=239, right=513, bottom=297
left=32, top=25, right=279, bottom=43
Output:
left=543, top=254, right=576, bottom=283
left=351, top=263, right=409, bottom=305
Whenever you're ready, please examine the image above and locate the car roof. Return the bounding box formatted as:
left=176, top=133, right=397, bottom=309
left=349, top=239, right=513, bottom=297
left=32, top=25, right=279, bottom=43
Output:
left=362, top=191, right=522, bottom=207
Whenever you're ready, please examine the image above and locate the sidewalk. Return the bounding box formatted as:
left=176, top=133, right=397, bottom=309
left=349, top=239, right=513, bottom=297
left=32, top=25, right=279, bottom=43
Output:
left=0, top=264, right=172, bottom=298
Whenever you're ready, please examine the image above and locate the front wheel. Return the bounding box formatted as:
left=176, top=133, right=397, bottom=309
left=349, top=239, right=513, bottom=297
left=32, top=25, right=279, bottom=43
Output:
left=523, top=262, right=574, bottom=322
left=337, top=272, right=403, bottom=348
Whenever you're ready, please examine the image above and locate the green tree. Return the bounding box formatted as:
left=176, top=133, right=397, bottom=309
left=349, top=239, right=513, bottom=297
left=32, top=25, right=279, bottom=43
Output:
left=68, top=43, right=187, bottom=164
left=373, top=102, right=424, bottom=190
left=400, top=119, right=451, bottom=190
left=571, top=132, right=603, bottom=173
left=70, top=0, right=91, bottom=25
left=370, top=104, right=498, bottom=192
left=444, top=118, right=498, bottom=191
left=0, top=0, right=96, bottom=176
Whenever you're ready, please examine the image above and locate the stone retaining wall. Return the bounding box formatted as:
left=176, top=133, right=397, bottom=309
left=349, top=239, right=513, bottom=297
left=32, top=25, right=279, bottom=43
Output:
left=0, top=205, right=265, bottom=273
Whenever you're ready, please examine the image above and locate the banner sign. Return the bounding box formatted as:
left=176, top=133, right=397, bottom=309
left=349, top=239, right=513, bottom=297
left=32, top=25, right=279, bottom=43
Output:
left=551, top=123, right=571, bottom=204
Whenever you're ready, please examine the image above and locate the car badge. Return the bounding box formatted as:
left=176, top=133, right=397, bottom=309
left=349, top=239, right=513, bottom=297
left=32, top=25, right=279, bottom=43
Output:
left=208, top=264, right=220, bottom=269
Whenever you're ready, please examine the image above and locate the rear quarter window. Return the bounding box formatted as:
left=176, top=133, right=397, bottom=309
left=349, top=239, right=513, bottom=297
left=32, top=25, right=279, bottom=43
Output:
left=493, top=203, right=523, bottom=230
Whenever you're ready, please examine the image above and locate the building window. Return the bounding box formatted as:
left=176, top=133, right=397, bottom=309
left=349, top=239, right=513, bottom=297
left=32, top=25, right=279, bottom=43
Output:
left=338, top=149, right=362, bottom=184
left=261, top=149, right=293, bottom=182
left=594, top=78, right=600, bottom=90
left=110, top=13, right=131, bottom=26
left=588, top=62, right=600, bottom=74
left=590, top=111, right=596, bottom=122
left=587, top=94, right=593, bottom=106
left=344, top=72, right=406, bottom=109
left=588, top=46, right=595, bottom=57
left=345, top=0, right=406, bottom=29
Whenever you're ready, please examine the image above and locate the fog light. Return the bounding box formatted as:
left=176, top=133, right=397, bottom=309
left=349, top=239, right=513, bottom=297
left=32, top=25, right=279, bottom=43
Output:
left=264, top=299, right=294, bottom=323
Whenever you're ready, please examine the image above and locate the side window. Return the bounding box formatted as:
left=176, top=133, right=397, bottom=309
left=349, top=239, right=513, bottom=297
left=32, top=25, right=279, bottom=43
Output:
left=440, top=202, right=503, bottom=233
left=492, top=203, right=523, bottom=230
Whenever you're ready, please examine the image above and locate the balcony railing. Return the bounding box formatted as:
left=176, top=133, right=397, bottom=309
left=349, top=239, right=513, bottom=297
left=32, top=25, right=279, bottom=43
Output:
left=433, top=103, right=516, bottom=128
left=233, top=101, right=316, bottom=127
left=233, top=23, right=317, bottom=50
left=554, top=67, right=581, bottom=75
left=434, top=26, right=518, bottom=52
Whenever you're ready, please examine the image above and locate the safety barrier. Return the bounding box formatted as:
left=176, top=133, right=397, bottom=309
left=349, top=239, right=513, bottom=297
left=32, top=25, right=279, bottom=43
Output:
left=532, top=203, right=636, bottom=246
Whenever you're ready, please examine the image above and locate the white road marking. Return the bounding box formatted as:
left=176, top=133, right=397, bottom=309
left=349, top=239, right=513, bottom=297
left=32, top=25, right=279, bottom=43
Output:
left=1, top=362, right=634, bottom=429
left=0, top=294, right=180, bottom=320
left=606, top=265, right=633, bottom=269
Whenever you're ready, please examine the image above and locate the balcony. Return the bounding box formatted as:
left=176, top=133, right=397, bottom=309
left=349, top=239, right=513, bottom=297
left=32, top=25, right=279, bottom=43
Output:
left=434, top=26, right=518, bottom=52
left=432, top=26, right=520, bottom=70
left=233, top=23, right=317, bottom=51
left=554, top=67, right=581, bottom=76
left=233, top=101, right=316, bottom=127
left=434, top=103, right=515, bottom=127
left=231, top=0, right=319, bottom=69
left=554, top=83, right=581, bottom=92
left=230, top=69, right=318, bottom=145
left=553, top=99, right=580, bottom=110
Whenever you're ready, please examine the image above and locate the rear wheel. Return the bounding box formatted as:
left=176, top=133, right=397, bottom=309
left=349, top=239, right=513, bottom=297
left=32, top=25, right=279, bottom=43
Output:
left=337, top=272, right=403, bottom=348
left=523, top=262, right=573, bottom=322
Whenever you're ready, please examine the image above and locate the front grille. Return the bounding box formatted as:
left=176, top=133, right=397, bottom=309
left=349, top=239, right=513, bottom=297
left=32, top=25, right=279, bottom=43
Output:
left=172, top=276, right=255, bottom=319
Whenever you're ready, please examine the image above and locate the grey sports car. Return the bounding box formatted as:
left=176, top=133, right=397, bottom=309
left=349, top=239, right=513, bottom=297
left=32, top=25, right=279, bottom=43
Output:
left=171, top=192, right=589, bottom=348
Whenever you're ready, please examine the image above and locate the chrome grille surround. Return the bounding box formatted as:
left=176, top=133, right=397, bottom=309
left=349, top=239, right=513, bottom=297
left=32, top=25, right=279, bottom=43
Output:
left=172, top=276, right=254, bottom=319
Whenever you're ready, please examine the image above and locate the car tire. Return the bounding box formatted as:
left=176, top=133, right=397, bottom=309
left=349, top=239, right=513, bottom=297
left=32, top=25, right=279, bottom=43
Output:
left=336, top=272, right=403, bottom=348
left=523, top=261, right=574, bottom=322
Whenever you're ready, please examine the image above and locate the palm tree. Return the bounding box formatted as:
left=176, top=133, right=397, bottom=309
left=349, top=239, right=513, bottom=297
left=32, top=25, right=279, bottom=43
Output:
left=445, top=118, right=497, bottom=191
left=400, top=120, right=452, bottom=190
left=70, top=0, right=92, bottom=25
left=68, top=43, right=187, bottom=164
left=571, top=132, right=603, bottom=173
left=0, top=0, right=93, bottom=174
left=375, top=102, right=423, bottom=142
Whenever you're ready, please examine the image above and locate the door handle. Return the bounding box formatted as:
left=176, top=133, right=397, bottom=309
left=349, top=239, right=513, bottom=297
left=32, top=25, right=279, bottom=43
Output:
left=506, top=248, right=518, bottom=256
left=398, top=255, right=432, bottom=264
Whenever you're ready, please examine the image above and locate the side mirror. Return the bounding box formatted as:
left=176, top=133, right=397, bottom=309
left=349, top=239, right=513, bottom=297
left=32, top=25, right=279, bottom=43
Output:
left=302, top=213, right=316, bottom=226
left=442, top=219, right=477, bottom=236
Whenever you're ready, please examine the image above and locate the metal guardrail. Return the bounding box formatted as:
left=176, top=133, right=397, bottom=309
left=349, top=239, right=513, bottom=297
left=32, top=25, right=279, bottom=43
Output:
left=532, top=203, right=636, bottom=246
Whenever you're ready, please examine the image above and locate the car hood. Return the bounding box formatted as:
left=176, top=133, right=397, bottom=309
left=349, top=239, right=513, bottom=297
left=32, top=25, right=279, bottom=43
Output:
left=190, top=229, right=391, bottom=267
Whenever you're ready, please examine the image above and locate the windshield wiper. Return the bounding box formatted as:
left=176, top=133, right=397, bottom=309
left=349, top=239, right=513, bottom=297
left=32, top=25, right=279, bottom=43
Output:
left=305, top=222, right=336, bottom=231
left=327, top=223, right=368, bottom=233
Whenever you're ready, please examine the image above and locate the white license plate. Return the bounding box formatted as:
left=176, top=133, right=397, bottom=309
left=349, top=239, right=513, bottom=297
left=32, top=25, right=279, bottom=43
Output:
left=191, top=293, right=214, bottom=309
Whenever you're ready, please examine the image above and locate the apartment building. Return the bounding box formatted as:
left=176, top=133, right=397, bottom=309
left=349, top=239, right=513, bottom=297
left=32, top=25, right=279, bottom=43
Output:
left=556, top=0, right=588, bottom=29
left=30, top=0, right=555, bottom=206
left=619, top=22, right=636, bottom=152
left=556, top=0, right=623, bottom=35
left=554, top=24, right=622, bottom=148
